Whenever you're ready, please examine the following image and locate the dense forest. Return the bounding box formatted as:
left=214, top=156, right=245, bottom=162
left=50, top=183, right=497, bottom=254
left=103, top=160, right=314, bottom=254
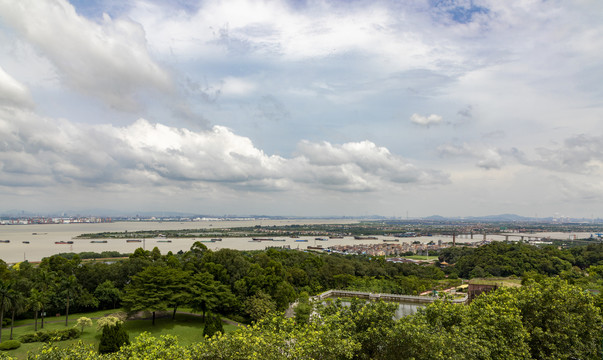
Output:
left=0, top=241, right=602, bottom=359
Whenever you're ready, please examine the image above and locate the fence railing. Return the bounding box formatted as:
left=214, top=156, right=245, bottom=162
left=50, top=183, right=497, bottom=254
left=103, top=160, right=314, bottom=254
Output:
left=312, top=289, right=468, bottom=304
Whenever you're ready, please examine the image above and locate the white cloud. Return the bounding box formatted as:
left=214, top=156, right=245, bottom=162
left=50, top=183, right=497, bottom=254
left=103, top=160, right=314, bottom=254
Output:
left=437, top=142, right=504, bottom=170
left=294, top=140, right=449, bottom=191
left=410, top=113, right=443, bottom=127
left=220, top=77, right=257, bottom=97
left=0, top=65, right=32, bottom=108
left=0, top=0, right=171, bottom=111
left=0, top=107, right=446, bottom=193
left=513, top=134, right=603, bottom=174
left=130, top=0, right=446, bottom=72
left=476, top=149, right=504, bottom=170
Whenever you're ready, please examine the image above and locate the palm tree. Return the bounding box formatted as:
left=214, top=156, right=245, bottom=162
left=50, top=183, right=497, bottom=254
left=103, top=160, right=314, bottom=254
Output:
left=63, top=275, right=80, bottom=326
left=6, top=289, right=26, bottom=340
left=35, top=269, right=54, bottom=329
left=28, top=289, right=44, bottom=332
left=0, top=280, right=11, bottom=344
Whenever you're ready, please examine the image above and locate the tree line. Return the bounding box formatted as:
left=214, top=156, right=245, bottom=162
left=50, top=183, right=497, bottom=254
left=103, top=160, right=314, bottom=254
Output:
left=1, top=240, right=602, bottom=358
left=1, top=277, right=601, bottom=360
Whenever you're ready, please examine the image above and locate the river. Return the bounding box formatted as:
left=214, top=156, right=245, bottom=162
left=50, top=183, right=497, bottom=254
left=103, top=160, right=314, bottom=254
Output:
left=0, top=220, right=594, bottom=264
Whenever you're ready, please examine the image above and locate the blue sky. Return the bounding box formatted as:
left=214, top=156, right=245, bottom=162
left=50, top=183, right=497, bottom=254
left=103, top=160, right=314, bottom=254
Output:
left=0, top=0, right=602, bottom=218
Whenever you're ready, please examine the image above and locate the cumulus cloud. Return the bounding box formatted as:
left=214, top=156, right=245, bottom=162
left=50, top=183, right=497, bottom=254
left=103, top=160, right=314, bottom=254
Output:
left=0, top=108, right=447, bottom=193
left=476, top=149, right=504, bottom=170
left=410, top=113, right=443, bottom=127
left=294, top=140, right=448, bottom=191
left=0, top=0, right=171, bottom=111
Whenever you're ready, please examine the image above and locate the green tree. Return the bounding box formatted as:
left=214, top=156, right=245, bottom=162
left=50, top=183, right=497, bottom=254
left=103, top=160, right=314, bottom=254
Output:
left=94, top=280, right=122, bottom=309
left=34, top=269, right=54, bottom=329
left=28, top=288, right=44, bottom=332
left=62, top=274, right=81, bottom=326
left=294, top=292, right=312, bottom=325
left=6, top=289, right=26, bottom=340
left=516, top=278, right=603, bottom=360
left=0, top=280, right=11, bottom=343
left=189, top=271, right=234, bottom=321
left=76, top=316, right=93, bottom=333
left=165, top=268, right=190, bottom=320
left=122, top=265, right=187, bottom=325
left=244, top=291, right=276, bottom=322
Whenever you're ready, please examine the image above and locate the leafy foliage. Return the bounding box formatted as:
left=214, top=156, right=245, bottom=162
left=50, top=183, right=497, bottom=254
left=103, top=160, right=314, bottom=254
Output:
left=18, top=328, right=80, bottom=343
left=0, top=340, right=20, bottom=350
left=98, top=322, right=130, bottom=354
left=202, top=313, right=224, bottom=338
left=75, top=317, right=92, bottom=333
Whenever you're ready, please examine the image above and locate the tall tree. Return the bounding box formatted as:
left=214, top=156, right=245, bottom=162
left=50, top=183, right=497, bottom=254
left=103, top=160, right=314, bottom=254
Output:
left=166, top=269, right=190, bottom=320
left=62, top=274, right=80, bottom=326
left=94, top=280, right=122, bottom=309
left=28, top=288, right=44, bottom=332
left=35, top=269, right=54, bottom=329
left=189, top=272, right=235, bottom=321
left=6, top=289, right=26, bottom=340
left=0, top=280, right=11, bottom=343
left=122, top=265, right=186, bottom=325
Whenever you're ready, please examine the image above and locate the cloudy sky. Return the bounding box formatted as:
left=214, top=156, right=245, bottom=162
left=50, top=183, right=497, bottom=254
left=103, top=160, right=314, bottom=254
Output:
left=0, top=0, right=602, bottom=218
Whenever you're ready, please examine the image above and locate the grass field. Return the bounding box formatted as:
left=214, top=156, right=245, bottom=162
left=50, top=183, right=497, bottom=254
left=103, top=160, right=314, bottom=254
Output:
left=402, top=255, right=439, bottom=261
left=0, top=310, right=239, bottom=359
left=469, top=277, right=523, bottom=287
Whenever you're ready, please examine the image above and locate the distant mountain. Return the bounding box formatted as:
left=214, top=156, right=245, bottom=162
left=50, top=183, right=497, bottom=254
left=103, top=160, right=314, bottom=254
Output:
left=422, top=214, right=547, bottom=222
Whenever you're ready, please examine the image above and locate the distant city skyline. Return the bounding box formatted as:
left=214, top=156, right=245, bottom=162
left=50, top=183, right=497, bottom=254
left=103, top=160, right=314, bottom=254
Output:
left=0, top=0, right=602, bottom=218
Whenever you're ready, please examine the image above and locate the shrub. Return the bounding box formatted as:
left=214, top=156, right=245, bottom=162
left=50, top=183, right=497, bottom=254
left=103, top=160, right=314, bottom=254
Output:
left=18, top=328, right=80, bottom=343
left=203, top=313, right=224, bottom=338
left=0, top=352, right=15, bottom=360
left=96, top=315, right=123, bottom=331
left=18, top=333, right=37, bottom=343
left=34, top=331, right=51, bottom=343
left=0, top=340, right=21, bottom=351
left=98, top=322, right=130, bottom=354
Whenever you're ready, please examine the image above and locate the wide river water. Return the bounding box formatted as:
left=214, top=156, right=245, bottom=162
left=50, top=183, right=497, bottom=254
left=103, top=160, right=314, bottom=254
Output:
left=0, top=220, right=594, bottom=264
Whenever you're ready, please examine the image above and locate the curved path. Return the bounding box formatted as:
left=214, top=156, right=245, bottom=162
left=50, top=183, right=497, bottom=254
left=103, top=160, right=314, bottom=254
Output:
left=3, top=311, right=243, bottom=331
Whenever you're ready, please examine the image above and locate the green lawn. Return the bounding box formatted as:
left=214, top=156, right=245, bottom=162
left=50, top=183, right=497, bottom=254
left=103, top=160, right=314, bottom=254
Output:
left=0, top=310, right=240, bottom=359
left=469, top=277, right=523, bottom=287
left=402, top=255, right=439, bottom=261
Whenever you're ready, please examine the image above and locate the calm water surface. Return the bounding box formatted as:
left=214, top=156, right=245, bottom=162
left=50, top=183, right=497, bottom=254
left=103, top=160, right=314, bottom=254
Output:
left=0, top=220, right=592, bottom=264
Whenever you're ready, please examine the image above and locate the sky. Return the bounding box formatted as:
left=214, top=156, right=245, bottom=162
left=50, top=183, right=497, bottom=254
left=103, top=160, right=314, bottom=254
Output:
left=0, top=0, right=602, bottom=218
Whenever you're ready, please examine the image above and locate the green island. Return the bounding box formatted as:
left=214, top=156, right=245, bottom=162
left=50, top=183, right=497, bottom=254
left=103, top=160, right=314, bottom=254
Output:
left=1, top=222, right=602, bottom=359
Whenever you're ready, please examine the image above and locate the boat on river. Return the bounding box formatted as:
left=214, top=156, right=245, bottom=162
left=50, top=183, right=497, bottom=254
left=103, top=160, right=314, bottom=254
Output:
left=126, top=239, right=142, bottom=243
left=55, top=241, right=74, bottom=244
left=91, top=240, right=108, bottom=243
left=0, top=240, right=9, bottom=243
